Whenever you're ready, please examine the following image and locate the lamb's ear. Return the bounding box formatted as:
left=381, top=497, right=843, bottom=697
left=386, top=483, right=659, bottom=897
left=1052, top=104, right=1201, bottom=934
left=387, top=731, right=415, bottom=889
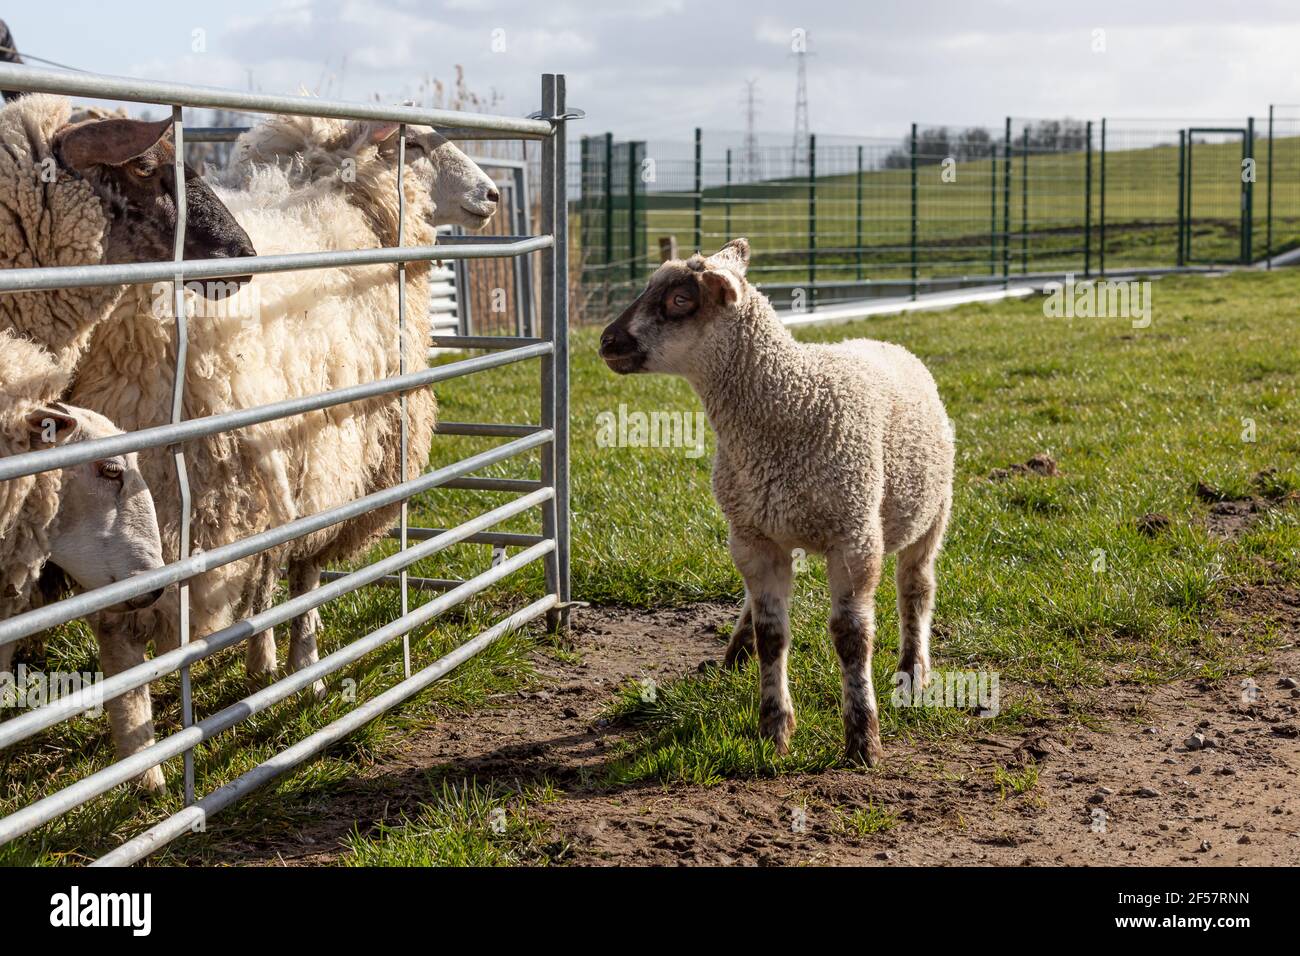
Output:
left=706, top=238, right=750, bottom=277
left=25, top=404, right=80, bottom=446
left=700, top=269, right=741, bottom=307
left=56, top=117, right=172, bottom=171
left=363, top=121, right=403, bottom=146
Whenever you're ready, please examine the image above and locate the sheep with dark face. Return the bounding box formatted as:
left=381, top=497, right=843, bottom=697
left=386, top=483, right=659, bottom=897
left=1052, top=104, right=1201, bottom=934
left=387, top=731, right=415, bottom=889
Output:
left=599, top=239, right=954, bottom=765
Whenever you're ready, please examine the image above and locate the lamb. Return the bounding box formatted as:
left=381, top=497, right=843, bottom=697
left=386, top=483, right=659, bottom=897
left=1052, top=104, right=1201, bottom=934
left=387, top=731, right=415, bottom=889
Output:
left=0, top=330, right=165, bottom=681
left=598, top=239, right=955, bottom=765
left=69, top=114, right=499, bottom=791
left=0, top=93, right=256, bottom=378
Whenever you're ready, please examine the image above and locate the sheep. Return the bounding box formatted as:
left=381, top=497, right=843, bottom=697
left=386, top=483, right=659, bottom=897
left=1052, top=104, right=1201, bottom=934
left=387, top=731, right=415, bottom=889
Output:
left=0, top=330, right=165, bottom=682
left=68, top=114, right=499, bottom=792
left=598, top=238, right=955, bottom=765
left=0, top=93, right=256, bottom=378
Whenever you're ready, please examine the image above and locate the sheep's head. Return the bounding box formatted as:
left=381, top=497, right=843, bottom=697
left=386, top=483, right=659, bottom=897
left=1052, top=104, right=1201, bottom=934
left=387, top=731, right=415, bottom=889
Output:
left=600, top=238, right=751, bottom=377
left=53, top=117, right=256, bottom=299
left=364, top=122, right=500, bottom=231
left=24, top=403, right=165, bottom=611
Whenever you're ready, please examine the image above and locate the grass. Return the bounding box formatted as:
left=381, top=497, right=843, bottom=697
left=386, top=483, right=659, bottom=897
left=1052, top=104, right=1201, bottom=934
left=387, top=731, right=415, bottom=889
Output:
left=3, top=267, right=1299, bottom=865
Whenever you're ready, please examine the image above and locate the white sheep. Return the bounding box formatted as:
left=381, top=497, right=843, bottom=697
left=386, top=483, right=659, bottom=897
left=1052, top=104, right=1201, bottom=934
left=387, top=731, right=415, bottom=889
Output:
left=0, top=331, right=164, bottom=681
left=598, top=239, right=955, bottom=764
left=69, top=114, right=498, bottom=791
left=0, top=94, right=256, bottom=377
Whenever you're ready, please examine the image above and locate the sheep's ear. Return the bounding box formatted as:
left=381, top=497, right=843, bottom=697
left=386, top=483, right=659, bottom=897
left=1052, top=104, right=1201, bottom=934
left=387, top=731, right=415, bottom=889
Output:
left=56, top=117, right=173, bottom=171
left=701, top=269, right=741, bottom=307
left=706, top=238, right=750, bottom=277
left=364, top=121, right=403, bottom=146
left=25, top=404, right=80, bottom=446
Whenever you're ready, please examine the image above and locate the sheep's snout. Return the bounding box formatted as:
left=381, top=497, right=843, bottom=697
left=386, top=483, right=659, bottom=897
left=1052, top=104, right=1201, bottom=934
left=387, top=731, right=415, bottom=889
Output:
left=598, top=321, right=644, bottom=374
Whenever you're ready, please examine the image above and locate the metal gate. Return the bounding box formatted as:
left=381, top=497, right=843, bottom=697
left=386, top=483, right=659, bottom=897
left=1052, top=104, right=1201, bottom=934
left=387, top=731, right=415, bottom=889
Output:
left=1181, top=126, right=1253, bottom=264
left=0, top=64, right=574, bottom=864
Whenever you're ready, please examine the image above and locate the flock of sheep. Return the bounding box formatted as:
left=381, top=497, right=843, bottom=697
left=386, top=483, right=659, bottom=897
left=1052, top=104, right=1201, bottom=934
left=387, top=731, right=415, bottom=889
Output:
left=0, top=82, right=499, bottom=791
left=1, top=35, right=958, bottom=800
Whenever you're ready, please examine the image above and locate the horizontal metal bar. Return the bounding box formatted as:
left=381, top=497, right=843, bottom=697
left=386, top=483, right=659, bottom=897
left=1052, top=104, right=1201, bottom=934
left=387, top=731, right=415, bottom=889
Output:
left=92, top=593, right=559, bottom=866
left=429, top=335, right=547, bottom=350
left=0, top=431, right=552, bottom=646
left=440, top=477, right=544, bottom=493
left=0, top=489, right=552, bottom=750
left=0, top=541, right=555, bottom=846
left=0, top=237, right=554, bottom=294
left=0, top=343, right=552, bottom=481
left=434, top=422, right=543, bottom=438
left=319, top=572, right=459, bottom=592
left=185, top=129, right=548, bottom=145
left=390, top=528, right=543, bottom=547
left=0, top=63, right=554, bottom=136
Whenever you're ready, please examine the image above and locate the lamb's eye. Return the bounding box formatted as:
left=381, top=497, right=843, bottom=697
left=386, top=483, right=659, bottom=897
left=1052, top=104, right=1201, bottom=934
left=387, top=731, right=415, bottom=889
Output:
left=96, top=460, right=124, bottom=482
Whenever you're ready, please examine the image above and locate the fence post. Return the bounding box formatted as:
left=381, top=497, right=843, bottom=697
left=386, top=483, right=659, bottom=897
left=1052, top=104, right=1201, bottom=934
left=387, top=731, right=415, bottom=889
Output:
left=910, top=123, right=918, bottom=300
left=1002, top=117, right=1011, bottom=289
left=725, top=148, right=732, bottom=241
left=603, top=132, right=613, bottom=303
left=1084, top=119, right=1093, bottom=277
left=808, top=133, right=817, bottom=311
left=989, top=141, right=998, bottom=277
left=855, top=144, right=864, bottom=281
left=693, top=126, right=702, bottom=254
left=628, top=142, right=639, bottom=282
left=1244, top=116, right=1254, bottom=264
left=1180, top=128, right=1190, bottom=267
left=1267, top=105, right=1274, bottom=269
left=1099, top=118, right=1107, bottom=276
left=1021, top=126, right=1029, bottom=275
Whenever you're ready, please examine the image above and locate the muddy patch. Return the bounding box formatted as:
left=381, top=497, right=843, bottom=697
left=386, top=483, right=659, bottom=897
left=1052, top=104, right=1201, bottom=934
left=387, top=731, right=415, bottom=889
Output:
left=988, top=453, right=1060, bottom=481
left=173, top=588, right=1299, bottom=867
left=1198, top=470, right=1300, bottom=538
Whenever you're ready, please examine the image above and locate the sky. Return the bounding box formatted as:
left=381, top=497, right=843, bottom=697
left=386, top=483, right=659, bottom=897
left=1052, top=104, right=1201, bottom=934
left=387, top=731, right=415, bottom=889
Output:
left=5, top=0, right=1300, bottom=145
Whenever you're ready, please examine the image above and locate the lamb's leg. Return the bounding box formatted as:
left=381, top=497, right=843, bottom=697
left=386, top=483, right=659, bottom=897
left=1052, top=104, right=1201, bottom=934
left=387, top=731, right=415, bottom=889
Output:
left=243, top=561, right=279, bottom=687
left=288, top=560, right=326, bottom=700
left=730, top=533, right=795, bottom=754
left=895, top=500, right=949, bottom=689
left=722, top=595, right=755, bottom=668
left=0, top=640, right=14, bottom=682
left=827, top=546, right=884, bottom=766
left=96, top=610, right=167, bottom=794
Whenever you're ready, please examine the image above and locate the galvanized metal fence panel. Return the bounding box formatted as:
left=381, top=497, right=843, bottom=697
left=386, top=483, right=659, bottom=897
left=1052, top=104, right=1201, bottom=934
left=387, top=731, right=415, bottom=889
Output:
left=0, top=63, right=573, bottom=865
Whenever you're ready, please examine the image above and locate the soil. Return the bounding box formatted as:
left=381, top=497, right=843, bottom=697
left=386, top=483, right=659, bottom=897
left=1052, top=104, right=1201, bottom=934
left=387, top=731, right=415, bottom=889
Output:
left=188, top=582, right=1300, bottom=867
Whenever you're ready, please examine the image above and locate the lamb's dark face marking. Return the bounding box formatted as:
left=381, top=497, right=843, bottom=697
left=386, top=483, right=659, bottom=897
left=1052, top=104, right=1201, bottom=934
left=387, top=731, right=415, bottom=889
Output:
left=54, top=117, right=257, bottom=300
left=599, top=239, right=750, bottom=377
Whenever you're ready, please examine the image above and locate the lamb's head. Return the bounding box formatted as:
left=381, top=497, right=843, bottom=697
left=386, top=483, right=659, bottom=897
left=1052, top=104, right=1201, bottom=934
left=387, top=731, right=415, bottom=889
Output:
left=52, top=116, right=256, bottom=298
left=232, top=115, right=499, bottom=236
left=24, top=403, right=165, bottom=610
left=600, top=238, right=752, bottom=378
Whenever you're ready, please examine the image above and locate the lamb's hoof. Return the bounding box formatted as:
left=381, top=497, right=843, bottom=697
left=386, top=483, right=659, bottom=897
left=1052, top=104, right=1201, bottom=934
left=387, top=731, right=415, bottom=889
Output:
left=306, top=678, right=327, bottom=701
left=759, top=706, right=796, bottom=755
left=135, top=765, right=167, bottom=796
left=896, top=654, right=931, bottom=690
left=245, top=670, right=277, bottom=693
left=722, top=640, right=754, bottom=669
left=844, top=733, right=884, bottom=767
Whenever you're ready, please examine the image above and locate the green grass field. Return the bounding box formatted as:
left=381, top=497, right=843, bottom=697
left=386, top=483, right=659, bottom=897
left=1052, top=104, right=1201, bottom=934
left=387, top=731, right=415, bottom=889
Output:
left=3, top=268, right=1298, bottom=865
left=580, top=134, right=1300, bottom=294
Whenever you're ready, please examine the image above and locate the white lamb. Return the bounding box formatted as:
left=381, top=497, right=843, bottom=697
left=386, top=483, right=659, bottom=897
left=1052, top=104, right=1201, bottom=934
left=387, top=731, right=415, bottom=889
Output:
left=69, top=114, right=498, bottom=792
left=598, top=239, right=955, bottom=764
left=0, top=331, right=164, bottom=679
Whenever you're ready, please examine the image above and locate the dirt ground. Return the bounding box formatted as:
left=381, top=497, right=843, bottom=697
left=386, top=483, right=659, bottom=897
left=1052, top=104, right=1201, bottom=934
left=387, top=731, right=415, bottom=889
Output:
left=192, top=578, right=1300, bottom=867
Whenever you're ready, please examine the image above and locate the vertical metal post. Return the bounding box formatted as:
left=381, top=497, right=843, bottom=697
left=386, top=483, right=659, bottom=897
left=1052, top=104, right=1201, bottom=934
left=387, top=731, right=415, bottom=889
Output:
left=1002, top=117, right=1011, bottom=289
left=539, top=75, right=560, bottom=629
left=855, top=144, right=864, bottom=282
left=553, top=75, right=571, bottom=627
left=1267, top=105, right=1274, bottom=269
left=396, top=124, right=410, bottom=678
left=910, top=123, right=918, bottom=300
left=170, top=105, right=195, bottom=807
left=627, top=142, right=638, bottom=282
left=603, top=132, right=613, bottom=301
left=1021, top=126, right=1029, bottom=274
left=1244, top=116, right=1255, bottom=264
left=989, top=141, right=997, bottom=277
left=1099, top=118, right=1107, bottom=276
left=725, top=148, right=732, bottom=241
left=693, top=127, right=702, bottom=253
left=1084, top=120, right=1093, bottom=277
left=808, top=133, right=816, bottom=310
left=1180, top=128, right=1190, bottom=267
